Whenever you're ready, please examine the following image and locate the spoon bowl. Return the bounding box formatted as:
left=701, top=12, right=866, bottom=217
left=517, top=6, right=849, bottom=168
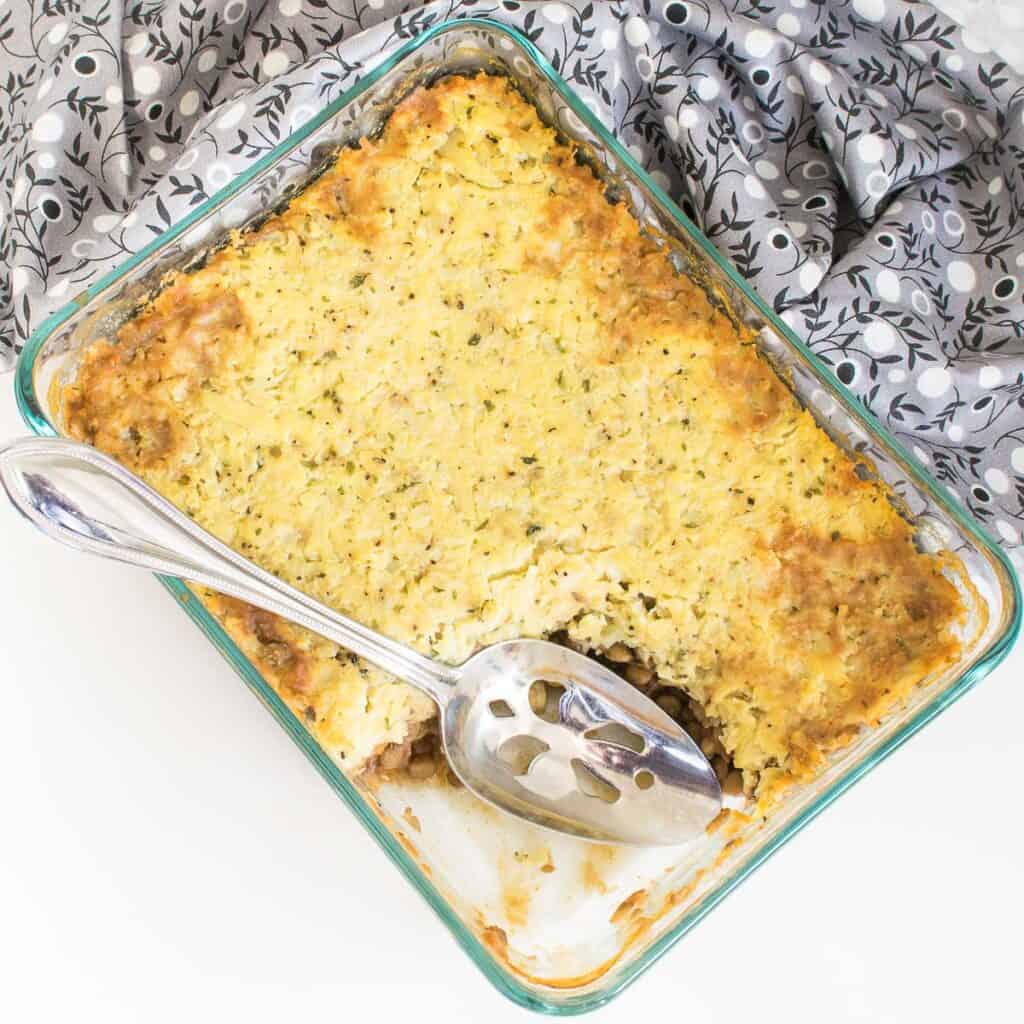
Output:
left=449, top=639, right=722, bottom=843
left=0, top=437, right=722, bottom=845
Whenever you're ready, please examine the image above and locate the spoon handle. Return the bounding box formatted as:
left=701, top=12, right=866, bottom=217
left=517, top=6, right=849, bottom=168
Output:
left=0, top=438, right=457, bottom=705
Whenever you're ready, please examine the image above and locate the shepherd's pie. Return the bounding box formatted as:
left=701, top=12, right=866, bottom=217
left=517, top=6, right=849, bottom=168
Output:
left=62, top=75, right=965, bottom=805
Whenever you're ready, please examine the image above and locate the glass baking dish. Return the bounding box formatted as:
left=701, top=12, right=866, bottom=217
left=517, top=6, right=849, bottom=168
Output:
left=14, top=17, right=1021, bottom=1015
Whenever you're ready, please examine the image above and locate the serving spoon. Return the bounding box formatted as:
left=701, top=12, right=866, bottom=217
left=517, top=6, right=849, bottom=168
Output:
left=0, top=437, right=722, bottom=845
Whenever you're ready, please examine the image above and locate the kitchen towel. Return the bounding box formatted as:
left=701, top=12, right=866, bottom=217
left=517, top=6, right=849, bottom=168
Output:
left=1, top=0, right=1022, bottom=564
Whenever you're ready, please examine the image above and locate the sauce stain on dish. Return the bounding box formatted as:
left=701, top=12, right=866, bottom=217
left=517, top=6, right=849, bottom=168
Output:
left=498, top=844, right=556, bottom=929
left=502, top=883, right=532, bottom=929
left=579, top=844, right=618, bottom=895
left=481, top=924, right=509, bottom=961
left=611, top=888, right=648, bottom=927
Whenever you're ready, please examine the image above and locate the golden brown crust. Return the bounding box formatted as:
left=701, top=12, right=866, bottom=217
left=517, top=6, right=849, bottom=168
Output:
left=61, top=74, right=964, bottom=802
left=65, top=284, right=245, bottom=468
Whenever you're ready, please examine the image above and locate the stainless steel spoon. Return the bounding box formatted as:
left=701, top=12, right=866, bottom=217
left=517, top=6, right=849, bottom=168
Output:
left=0, top=437, right=722, bottom=845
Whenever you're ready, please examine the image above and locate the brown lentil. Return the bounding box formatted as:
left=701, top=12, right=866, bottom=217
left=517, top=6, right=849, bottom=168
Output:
left=656, top=692, right=684, bottom=719
left=722, top=770, right=745, bottom=798
left=625, top=663, right=655, bottom=688
left=605, top=642, right=632, bottom=663
left=408, top=754, right=436, bottom=780
left=380, top=742, right=411, bottom=772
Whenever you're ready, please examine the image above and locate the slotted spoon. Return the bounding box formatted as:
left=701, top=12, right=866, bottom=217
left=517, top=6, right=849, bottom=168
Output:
left=0, top=437, right=722, bottom=845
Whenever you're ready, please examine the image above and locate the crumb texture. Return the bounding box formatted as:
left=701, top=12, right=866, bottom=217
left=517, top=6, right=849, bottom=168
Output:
left=63, top=75, right=963, bottom=793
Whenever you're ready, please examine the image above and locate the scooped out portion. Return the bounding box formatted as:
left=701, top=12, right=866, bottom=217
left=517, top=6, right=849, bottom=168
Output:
left=61, top=74, right=965, bottom=811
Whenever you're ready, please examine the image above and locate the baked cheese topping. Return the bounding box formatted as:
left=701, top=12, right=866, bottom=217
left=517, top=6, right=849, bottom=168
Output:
left=63, top=75, right=964, bottom=798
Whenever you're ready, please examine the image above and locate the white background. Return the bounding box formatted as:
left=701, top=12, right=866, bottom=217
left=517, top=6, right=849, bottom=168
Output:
left=1, top=373, right=1022, bottom=1024
left=3, top=5, right=1023, bottom=1019
left=930, top=0, right=1024, bottom=75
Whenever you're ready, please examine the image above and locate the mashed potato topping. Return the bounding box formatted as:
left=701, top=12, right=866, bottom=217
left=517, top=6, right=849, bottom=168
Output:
left=63, top=75, right=963, bottom=800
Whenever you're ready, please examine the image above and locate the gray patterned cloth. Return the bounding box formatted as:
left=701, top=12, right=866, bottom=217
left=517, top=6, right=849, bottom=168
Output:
left=2, top=0, right=1023, bottom=568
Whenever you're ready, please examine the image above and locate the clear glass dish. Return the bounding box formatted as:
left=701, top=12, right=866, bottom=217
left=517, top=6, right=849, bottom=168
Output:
left=15, top=18, right=1021, bottom=1015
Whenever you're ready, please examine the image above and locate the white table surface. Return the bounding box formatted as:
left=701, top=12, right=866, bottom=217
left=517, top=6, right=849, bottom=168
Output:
left=1, top=372, right=1021, bottom=1023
